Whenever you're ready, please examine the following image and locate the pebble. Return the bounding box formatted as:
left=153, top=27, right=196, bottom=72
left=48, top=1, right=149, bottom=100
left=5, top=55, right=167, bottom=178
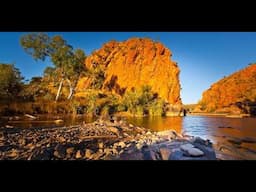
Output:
left=159, top=147, right=171, bottom=160
left=76, top=150, right=82, bottom=159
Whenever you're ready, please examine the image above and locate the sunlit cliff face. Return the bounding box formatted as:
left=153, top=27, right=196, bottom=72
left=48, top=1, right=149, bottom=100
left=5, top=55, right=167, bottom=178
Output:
left=200, top=64, right=256, bottom=113
left=77, top=38, right=182, bottom=107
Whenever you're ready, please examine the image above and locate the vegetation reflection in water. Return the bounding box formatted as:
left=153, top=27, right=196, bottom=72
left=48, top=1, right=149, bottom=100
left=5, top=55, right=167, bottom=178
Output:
left=126, top=116, right=183, bottom=134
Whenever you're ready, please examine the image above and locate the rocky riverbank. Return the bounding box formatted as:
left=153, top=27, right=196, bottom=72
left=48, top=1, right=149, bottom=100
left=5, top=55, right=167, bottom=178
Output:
left=0, top=119, right=216, bottom=160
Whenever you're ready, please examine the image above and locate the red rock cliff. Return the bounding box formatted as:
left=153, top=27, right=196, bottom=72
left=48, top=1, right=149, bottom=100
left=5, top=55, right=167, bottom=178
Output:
left=199, top=63, right=256, bottom=114
left=77, top=38, right=182, bottom=106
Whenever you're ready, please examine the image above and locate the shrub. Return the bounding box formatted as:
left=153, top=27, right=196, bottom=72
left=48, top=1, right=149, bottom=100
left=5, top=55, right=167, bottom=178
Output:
left=148, top=99, right=165, bottom=116
left=123, top=85, right=165, bottom=116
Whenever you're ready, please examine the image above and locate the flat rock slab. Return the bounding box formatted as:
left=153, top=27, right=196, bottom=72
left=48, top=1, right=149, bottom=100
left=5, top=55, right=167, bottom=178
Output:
left=180, top=143, right=204, bottom=157
left=169, top=150, right=209, bottom=160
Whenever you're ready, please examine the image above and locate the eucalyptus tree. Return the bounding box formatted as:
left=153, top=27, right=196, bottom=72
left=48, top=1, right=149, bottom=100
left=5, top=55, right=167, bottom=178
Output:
left=20, top=33, right=86, bottom=101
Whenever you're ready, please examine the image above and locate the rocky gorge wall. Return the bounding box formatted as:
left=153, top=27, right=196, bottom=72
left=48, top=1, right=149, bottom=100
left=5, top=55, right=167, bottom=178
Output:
left=77, top=38, right=182, bottom=108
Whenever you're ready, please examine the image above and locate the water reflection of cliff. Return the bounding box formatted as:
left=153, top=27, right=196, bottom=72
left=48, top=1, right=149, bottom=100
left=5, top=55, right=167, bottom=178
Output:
left=127, top=116, right=183, bottom=134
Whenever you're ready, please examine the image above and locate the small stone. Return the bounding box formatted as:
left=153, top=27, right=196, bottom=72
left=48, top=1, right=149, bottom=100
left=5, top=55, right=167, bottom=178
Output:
left=8, top=149, right=18, bottom=158
left=136, top=134, right=141, bottom=138
left=36, top=143, right=42, bottom=147
left=18, top=138, right=26, bottom=145
left=5, top=125, right=14, bottom=128
left=136, top=143, right=142, bottom=150
left=53, top=151, right=61, bottom=158
left=146, top=131, right=151, bottom=135
left=112, top=148, right=118, bottom=155
left=54, top=144, right=66, bottom=159
left=26, top=143, right=35, bottom=150
left=85, top=149, right=93, bottom=159
left=54, top=119, right=64, bottom=124
left=98, top=142, right=104, bottom=149
left=107, top=127, right=119, bottom=135
left=118, top=141, right=126, bottom=148
left=66, top=147, right=74, bottom=154
left=159, top=147, right=171, bottom=160
left=58, top=136, right=66, bottom=143
left=129, top=124, right=134, bottom=128
left=98, top=149, right=103, bottom=153
left=76, top=150, right=82, bottom=159
left=126, top=143, right=132, bottom=148
left=104, top=148, right=111, bottom=156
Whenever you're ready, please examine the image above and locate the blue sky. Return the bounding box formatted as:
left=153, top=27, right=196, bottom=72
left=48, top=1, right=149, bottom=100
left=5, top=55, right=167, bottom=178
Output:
left=1, top=32, right=256, bottom=104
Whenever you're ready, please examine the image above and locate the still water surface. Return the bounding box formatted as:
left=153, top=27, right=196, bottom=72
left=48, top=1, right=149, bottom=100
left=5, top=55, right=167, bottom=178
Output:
left=127, top=115, right=256, bottom=144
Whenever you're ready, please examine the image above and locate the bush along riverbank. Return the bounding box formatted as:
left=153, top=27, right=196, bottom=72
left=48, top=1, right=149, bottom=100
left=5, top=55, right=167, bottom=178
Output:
left=0, top=118, right=216, bottom=160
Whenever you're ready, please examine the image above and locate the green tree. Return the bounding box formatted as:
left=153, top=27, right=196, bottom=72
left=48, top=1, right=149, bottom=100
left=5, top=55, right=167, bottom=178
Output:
left=0, top=63, right=24, bottom=100
left=19, top=76, right=51, bottom=101
left=123, top=85, right=161, bottom=116
left=20, top=33, right=86, bottom=101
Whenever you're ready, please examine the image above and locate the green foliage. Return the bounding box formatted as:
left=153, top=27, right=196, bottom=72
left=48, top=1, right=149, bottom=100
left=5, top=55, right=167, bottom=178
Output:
left=20, top=33, right=87, bottom=101
left=123, top=89, right=139, bottom=114
left=134, top=105, right=144, bottom=116
left=0, top=63, right=24, bottom=100
left=138, top=85, right=154, bottom=105
left=19, top=76, right=43, bottom=100
left=20, top=33, right=51, bottom=61
left=101, top=105, right=111, bottom=116
left=148, top=99, right=165, bottom=116
left=89, top=66, right=105, bottom=89
left=116, top=103, right=127, bottom=112
left=123, top=85, right=165, bottom=116
left=84, top=90, right=100, bottom=113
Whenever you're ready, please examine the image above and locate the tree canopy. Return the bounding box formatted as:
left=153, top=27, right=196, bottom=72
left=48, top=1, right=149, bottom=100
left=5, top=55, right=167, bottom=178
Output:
left=20, top=33, right=86, bottom=101
left=0, top=63, right=24, bottom=100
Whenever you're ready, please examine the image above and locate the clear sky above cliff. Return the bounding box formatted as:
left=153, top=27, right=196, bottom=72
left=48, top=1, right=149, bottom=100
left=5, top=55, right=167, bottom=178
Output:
left=1, top=32, right=256, bottom=104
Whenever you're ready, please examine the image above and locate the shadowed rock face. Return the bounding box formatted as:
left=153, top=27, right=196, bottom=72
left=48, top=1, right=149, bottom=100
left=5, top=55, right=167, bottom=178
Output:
left=77, top=38, right=182, bottom=106
left=199, top=64, right=256, bottom=114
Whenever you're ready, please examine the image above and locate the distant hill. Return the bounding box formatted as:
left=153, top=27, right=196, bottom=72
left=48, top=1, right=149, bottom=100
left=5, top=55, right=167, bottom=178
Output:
left=198, top=63, right=256, bottom=115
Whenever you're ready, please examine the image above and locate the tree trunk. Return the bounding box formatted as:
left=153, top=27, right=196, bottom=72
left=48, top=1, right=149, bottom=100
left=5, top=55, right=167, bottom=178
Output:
left=55, top=78, right=64, bottom=101
left=67, top=79, right=74, bottom=100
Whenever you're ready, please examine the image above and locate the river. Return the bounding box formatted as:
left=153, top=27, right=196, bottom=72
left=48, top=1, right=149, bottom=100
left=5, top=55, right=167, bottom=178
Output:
left=126, top=115, right=256, bottom=142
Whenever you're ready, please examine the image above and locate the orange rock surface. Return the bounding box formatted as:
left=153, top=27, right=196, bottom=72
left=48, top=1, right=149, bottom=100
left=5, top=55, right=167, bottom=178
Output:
left=199, top=64, right=256, bottom=113
left=78, top=38, right=182, bottom=106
